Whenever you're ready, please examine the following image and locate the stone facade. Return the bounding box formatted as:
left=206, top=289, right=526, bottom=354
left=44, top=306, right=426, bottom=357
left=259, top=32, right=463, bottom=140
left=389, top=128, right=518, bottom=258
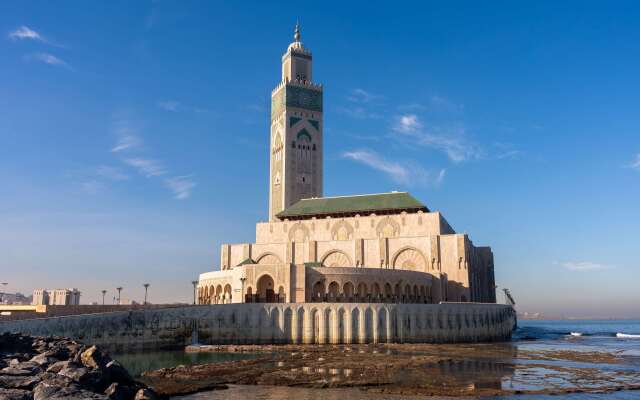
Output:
left=269, top=23, right=323, bottom=221
left=1, top=303, right=516, bottom=350
left=197, top=25, right=497, bottom=312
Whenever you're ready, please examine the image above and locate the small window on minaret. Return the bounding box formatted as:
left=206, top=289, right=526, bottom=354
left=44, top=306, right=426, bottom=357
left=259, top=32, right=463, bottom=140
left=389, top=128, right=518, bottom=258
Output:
left=312, top=144, right=316, bottom=151
left=292, top=141, right=296, bottom=148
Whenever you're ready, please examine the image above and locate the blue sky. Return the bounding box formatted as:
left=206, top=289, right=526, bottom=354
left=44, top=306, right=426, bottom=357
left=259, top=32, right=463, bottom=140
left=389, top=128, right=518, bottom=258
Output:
left=1, top=1, right=639, bottom=317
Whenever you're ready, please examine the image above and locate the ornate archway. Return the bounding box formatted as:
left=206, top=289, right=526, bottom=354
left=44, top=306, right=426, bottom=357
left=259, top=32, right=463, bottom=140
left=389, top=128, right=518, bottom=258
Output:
left=256, top=274, right=275, bottom=302
left=256, top=253, right=283, bottom=265
left=330, top=220, right=354, bottom=241
left=288, top=222, right=310, bottom=242
left=321, top=250, right=353, bottom=268
left=376, top=217, right=400, bottom=238
left=391, top=247, right=427, bottom=272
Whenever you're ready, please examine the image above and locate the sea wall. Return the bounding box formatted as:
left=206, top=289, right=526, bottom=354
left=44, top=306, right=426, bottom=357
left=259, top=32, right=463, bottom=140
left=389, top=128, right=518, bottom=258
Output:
left=0, top=303, right=515, bottom=351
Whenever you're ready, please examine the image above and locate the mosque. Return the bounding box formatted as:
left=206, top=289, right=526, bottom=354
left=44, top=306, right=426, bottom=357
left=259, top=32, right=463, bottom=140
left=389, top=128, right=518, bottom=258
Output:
left=196, top=25, right=496, bottom=306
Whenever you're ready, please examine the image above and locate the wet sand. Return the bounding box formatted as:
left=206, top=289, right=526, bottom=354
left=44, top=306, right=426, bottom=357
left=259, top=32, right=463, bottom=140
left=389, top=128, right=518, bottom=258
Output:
left=140, top=343, right=640, bottom=397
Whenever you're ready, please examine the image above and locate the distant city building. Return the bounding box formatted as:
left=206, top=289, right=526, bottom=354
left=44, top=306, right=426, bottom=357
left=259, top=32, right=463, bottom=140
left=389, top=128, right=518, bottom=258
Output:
left=0, top=292, right=32, bottom=305
left=32, top=288, right=81, bottom=306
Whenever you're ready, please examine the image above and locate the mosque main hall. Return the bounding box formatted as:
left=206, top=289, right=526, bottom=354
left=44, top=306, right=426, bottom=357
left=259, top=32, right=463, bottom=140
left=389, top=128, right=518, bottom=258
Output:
left=197, top=25, right=496, bottom=306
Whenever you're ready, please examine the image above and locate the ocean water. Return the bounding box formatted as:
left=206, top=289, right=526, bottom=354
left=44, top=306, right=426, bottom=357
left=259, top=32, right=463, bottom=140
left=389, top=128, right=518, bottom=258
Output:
left=114, top=319, right=640, bottom=399
left=516, top=319, right=640, bottom=357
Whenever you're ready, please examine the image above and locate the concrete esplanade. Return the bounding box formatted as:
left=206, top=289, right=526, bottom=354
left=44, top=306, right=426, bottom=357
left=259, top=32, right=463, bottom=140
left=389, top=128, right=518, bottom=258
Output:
left=0, top=303, right=515, bottom=351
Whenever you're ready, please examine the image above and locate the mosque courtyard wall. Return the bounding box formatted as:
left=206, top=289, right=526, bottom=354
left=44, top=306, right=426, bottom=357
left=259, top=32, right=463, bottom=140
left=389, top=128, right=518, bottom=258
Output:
left=1, top=303, right=516, bottom=351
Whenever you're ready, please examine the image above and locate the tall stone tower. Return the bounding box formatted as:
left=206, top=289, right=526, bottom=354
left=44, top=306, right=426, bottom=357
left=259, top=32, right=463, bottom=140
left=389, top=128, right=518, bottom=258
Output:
left=269, top=23, right=323, bottom=221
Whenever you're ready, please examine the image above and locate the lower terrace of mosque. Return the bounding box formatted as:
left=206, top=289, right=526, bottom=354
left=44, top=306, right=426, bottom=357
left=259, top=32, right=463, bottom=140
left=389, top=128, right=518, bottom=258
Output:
left=198, top=265, right=470, bottom=305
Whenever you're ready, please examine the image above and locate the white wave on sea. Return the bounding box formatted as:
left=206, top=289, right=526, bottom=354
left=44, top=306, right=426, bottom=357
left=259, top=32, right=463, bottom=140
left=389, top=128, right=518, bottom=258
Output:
left=616, top=333, right=640, bottom=338
left=569, top=332, right=583, bottom=336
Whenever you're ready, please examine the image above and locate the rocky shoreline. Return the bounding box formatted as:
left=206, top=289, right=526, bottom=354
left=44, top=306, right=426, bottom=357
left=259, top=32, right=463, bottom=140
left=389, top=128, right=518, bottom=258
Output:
left=145, top=343, right=640, bottom=398
left=0, top=333, right=161, bottom=400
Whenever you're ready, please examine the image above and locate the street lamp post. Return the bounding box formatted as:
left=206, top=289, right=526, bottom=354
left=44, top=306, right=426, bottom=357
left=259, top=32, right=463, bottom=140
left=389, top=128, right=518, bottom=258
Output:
left=116, top=287, right=122, bottom=305
left=101, top=290, right=106, bottom=305
left=191, top=281, right=198, bottom=305
left=143, top=283, right=150, bottom=305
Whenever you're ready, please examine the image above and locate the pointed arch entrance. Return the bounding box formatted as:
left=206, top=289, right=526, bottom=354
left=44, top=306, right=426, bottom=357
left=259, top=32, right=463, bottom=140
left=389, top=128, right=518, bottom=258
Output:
left=256, top=274, right=276, bottom=302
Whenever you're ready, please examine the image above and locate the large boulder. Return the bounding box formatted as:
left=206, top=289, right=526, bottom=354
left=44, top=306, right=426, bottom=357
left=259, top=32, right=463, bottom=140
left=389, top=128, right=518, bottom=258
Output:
left=29, top=354, right=56, bottom=367
left=105, top=360, right=134, bottom=385
left=57, top=365, right=90, bottom=382
left=80, top=346, right=107, bottom=370
left=104, top=382, right=137, bottom=400
left=45, top=360, right=74, bottom=374
left=0, top=375, right=40, bottom=390
left=133, top=388, right=158, bottom=400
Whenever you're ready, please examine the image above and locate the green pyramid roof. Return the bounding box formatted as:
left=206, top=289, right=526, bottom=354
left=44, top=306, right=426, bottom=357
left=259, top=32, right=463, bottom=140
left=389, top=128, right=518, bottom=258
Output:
left=237, top=257, right=256, bottom=266
left=277, top=192, right=428, bottom=220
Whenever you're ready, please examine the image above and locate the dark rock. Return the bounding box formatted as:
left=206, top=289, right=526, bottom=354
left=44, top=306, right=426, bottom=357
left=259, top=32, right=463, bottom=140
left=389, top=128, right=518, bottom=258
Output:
left=8, top=363, right=39, bottom=375
left=0, top=375, right=40, bottom=390
left=134, top=388, right=158, bottom=400
left=105, top=360, right=133, bottom=385
left=104, top=382, right=136, bottom=400
left=0, top=333, right=34, bottom=355
left=0, top=368, right=34, bottom=377
left=0, top=388, right=32, bottom=400
left=81, top=346, right=106, bottom=370
left=58, top=365, right=90, bottom=382
left=33, top=381, right=108, bottom=400
left=4, top=335, right=155, bottom=400
left=28, top=354, right=56, bottom=367
left=45, top=360, right=74, bottom=374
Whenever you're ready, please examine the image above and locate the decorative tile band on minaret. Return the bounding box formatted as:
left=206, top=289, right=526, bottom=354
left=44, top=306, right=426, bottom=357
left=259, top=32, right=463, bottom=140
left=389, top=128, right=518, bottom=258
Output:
left=269, top=23, right=324, bottom=221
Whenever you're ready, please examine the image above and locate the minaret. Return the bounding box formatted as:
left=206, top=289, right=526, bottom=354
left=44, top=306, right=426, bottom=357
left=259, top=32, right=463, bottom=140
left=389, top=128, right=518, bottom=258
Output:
left=269, top=23, right=323, bottom=221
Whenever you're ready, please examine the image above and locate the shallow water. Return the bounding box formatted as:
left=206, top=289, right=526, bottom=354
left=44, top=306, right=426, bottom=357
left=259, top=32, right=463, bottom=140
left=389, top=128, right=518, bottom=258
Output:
left=174, top=384, right=640, bottom=400
left=112, top=350, right=259, bottom=377
left=113, top=319, right=640, bottom=398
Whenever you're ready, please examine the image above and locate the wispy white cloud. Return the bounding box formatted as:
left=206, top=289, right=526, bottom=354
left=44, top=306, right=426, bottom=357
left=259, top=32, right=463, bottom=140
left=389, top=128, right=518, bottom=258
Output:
left=336, top=106, right=381, bottom=120
left=392, top=114, right=481, bottom=163
left=111, top=117, right=142, bottom=153
left=343, top=150, right=409, bottom=183
left=158, top=100, right=179, bottom=112
left=394, top=114, right=422, bottom=133
left=111, top=135, right=141, bottom=153
left=123, top=158, right=166, bottom=177
left=108, top=112, right=197, bottom=199
left=9, top=26, right=43, bottom=41
left=96, top=166, right=130, bottom=181
left=342, top=149, right=445, bottom=186
left=493, top=142, right=523, bottom=160
left=629, top=154, right=640, bottom=171
left=559, top=261, right=611, bottom=271
left=339, top=89, right=383, bottom=119
left=347, top=88, right=381, bottom=103
left=165, top=176, right=197, bottom=200
left=28, top=52, right=71, bottom=69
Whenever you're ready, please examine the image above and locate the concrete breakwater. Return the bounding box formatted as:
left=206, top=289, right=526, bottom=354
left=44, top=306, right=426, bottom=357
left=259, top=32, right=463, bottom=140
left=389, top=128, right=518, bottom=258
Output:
left=0, top=303, right=515, bottom=351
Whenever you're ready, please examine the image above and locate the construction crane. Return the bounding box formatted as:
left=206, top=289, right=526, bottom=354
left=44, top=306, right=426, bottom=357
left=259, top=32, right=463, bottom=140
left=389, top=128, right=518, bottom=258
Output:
left=503, top=288, right=516, bottom=306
